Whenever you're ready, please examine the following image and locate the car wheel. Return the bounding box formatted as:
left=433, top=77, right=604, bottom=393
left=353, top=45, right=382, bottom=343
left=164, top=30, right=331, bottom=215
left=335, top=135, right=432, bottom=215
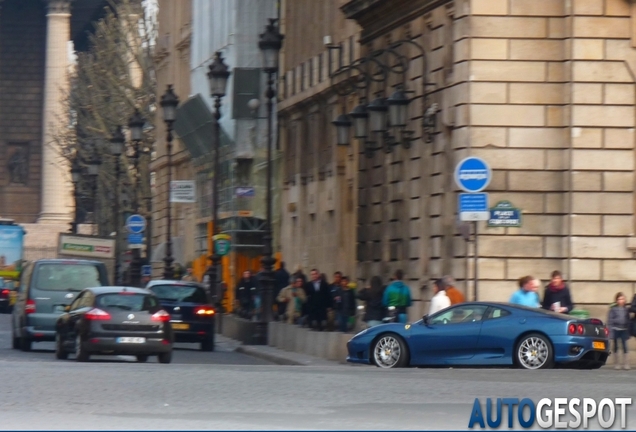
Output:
left=55, top=333, right=68, bottom=360
left=372, top=334, right=409, bottom=369
left=516, top=333, right=554, bottom=370
left=201, top=335, right=215, bottom=352
left=75, top=335, right=90, bottom=362
left=20, top=335, right=32, bottom=352
left=136, top=355, right=149, bottom=363
left=158, top=350, right=172, bottom=364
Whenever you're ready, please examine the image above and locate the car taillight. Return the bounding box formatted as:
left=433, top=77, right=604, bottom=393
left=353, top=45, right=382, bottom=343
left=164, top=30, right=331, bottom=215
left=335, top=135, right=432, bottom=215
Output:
left=1, top=289, right=8, bottom=296
left=568, top=323, right=576, bottom=334
left=577, top=324, right=585, bottom=335
left=25, top=299, right=36, bottom=314
left=151, top=310, right=170, bottom=322
left=604, top=327, right=609, bottom=338
left=85, top=308, right=111, bottom=321
left=195, top=306, right=215, bottom=316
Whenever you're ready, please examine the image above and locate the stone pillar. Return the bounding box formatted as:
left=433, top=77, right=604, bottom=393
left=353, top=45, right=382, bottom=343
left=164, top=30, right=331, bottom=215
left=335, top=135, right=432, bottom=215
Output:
left=39, top=0, right=72, bottom=223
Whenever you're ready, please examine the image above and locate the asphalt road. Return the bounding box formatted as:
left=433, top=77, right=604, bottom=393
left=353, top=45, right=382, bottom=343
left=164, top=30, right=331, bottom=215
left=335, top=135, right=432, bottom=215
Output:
left=1, top=313, right=636, bottom=430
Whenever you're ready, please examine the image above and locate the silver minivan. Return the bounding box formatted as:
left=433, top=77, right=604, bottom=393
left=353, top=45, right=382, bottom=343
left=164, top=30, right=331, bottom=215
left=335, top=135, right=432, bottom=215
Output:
left=12, top=259, right=109, bottom=351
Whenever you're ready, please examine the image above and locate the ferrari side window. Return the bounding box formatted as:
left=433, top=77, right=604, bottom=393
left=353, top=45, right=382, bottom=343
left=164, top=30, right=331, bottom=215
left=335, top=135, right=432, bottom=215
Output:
left=486, top=308, right=511, bottom=320
left=430, top=305, right=488, bottom=325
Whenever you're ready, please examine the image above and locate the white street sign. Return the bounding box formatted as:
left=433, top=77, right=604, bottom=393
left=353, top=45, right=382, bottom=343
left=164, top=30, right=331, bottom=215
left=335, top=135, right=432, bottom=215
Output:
left=460, top=211, right=490, bottom=221
left=170, top=180, right=196, bottom=203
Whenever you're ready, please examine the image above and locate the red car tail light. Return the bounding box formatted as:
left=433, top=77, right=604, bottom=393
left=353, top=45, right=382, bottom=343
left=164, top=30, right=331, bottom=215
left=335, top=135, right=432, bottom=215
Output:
left=25, top=299, right=36, bottom=314
left=1, top=289, right=8, bottom=296
left=151, top=310, right=171, bottom=322
left=604, top=327, right=609, bottom=338
left=85, top=308, right=111, bottom=321
left=577, top=324, right=585, bottom=335
left=568, top=323, right=576, bottom=334
left=194, top=306, right=215, bottom=316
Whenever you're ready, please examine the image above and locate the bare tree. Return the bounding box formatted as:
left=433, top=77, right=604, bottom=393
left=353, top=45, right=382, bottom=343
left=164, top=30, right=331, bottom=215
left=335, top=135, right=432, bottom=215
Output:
left=51, top=0, right=157, bottom=237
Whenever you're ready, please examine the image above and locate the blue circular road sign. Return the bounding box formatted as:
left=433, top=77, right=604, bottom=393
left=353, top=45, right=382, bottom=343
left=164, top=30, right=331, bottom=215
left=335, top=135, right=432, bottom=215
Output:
left=126, top=214, right=146, bottom=234
left=454, top=157, right=492, bottom=193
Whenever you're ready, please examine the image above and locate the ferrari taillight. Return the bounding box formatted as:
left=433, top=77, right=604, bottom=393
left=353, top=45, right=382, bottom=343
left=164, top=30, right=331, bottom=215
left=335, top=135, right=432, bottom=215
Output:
left=568, top=323, right=576, bottom=334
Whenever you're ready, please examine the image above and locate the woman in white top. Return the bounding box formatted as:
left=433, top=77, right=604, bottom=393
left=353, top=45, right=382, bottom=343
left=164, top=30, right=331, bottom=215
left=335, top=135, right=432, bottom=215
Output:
left=429, top=279, right=451, bottom=315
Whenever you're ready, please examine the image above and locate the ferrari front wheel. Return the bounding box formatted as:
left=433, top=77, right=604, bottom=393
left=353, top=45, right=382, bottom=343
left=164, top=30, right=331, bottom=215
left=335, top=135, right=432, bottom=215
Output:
left=516, top=333, right=554, bottom=370
left=373, top=334, right=409, bottom=368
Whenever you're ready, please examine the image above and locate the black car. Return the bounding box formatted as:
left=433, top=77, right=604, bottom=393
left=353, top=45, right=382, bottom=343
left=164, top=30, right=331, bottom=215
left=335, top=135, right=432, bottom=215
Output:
left=145, top=280, right=215, bottom=351
left=54, top=286, right=174, bottom=363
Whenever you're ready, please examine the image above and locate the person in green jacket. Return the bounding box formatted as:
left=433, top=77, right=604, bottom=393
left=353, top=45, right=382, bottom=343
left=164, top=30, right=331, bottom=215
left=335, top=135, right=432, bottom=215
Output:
left=382, top=269, right=412, bottom=323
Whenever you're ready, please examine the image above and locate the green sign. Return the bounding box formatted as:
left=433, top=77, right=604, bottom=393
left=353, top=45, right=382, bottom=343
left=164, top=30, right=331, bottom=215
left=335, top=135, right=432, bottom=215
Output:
left=488, top=200, right=522, bottom=228
left=213, top=234, right=231, bottom=256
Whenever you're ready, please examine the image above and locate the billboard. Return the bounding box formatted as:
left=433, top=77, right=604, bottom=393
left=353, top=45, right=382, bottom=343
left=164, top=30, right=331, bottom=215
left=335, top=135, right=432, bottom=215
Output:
left=0, top=224, right=25, bottom=279
left=58, top=234, right=116, bottom=259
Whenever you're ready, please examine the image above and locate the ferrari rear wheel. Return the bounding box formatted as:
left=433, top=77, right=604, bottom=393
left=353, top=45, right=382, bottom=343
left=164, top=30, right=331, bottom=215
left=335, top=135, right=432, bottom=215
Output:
left=516, top=333, right=554, bottom=370
left=373, top=334, right=409, bottom=368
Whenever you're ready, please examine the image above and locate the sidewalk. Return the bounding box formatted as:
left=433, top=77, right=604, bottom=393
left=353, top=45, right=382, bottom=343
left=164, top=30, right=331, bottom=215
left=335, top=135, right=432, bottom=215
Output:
left=216, top=334, right=340, bottom=366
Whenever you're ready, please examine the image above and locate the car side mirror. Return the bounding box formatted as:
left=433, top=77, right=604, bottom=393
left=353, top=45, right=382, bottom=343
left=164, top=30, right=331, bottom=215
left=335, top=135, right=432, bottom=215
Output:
left=422, top=314, right=429, bottom=324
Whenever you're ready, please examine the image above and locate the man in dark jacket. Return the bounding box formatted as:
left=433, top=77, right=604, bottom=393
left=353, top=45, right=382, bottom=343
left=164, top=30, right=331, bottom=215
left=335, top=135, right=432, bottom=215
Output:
left=541, top=270, right=574, bottom=313
left=304, top=268, right=332, bottom=331
left=235, top=270, right=258, bottom=319
left=274, top=262, right=290, bottom=321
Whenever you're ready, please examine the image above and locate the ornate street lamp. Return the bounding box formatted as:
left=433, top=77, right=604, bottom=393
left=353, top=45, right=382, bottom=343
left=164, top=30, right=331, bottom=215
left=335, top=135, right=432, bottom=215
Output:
left=332, top=114, right=352, bottom=146
left=110, top=126, right=125, bottom=284
left=258, top=18, right=284, bottom=324
left=350, top=103, right=369, bottom=140
left=70, top=153, right=82, bottom=235
left=387, top=89, right=410, bottom=129
left=205, top=51, right=231, bottom=303
left=367, top=97, right=388, bottom=133
left=128, top=108, right=145, bottom=287
left=160, top=85, right=179, bottom=280
left=86, top=147, right=101, bottom=236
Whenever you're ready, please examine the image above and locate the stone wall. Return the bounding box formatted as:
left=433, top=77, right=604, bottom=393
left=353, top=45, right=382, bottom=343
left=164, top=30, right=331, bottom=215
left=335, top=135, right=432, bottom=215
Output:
left=0, top=0, right=46, bottom=223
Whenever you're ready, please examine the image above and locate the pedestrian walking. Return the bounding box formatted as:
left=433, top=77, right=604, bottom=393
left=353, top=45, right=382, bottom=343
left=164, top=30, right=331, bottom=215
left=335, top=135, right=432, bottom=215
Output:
left=440, top=275, right=465, bottom=305
left=382, top=269, right=412, bottom=323
left=509, top=276, right=541, bottom=308
left=429, top=279, right=451, bottom=315
left=181, top=266, right=196, bottom=282
left=304, top=268, right=332, bottom=331
left=276, top=276, right=307, bottom=324
left=541, top=270, right=574, bottom=314
left=357, top=276, right=386, bottom=328
left=333, top=276, right=356, bottom=332
left=608, top=292, right=631, bottom=370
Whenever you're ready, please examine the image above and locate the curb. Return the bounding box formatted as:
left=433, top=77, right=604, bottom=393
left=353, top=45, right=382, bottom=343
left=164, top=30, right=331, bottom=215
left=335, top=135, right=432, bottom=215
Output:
left=235, top=346, right=307, bottom=366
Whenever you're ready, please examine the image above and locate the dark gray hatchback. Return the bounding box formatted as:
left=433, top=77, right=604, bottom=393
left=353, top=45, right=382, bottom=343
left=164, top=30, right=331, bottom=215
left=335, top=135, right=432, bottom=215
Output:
left=12, top=259, right=109, bottom=351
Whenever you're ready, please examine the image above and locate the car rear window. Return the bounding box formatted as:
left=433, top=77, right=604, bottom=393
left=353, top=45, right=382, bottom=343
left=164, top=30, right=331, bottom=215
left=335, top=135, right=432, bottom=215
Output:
left=34, top=264, right=102, bottom=291
left=149, top=284, right=208, bottom=303
left=96, top=293, right=158, bottom=312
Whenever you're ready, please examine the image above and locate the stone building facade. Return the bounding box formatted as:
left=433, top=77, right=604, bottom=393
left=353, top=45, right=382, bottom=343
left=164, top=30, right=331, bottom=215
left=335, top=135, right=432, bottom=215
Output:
left=279, top=0, right=636, bottom=320
left=152, top=0, right=198, bottom=274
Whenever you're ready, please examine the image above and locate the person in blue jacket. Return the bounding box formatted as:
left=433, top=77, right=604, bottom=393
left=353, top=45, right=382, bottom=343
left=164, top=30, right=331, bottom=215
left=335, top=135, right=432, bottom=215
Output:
left=382, top=269, right=412, bottom=323
left=509, top=276, right=541, bottom=308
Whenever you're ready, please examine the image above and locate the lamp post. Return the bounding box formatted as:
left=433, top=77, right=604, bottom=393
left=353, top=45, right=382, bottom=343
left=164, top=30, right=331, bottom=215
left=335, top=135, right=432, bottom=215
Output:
left=110, top=126, right=125, bottom=285
left=258, top=19, right=284, bottom=324
left=205, top=52, right=230, bottom=302
left=128, top=108, right=145, bottom=287
left=143, top=145, right=153, bottom=275
left=86, top=148, right=102, bottom=236
left=69, top=153, right=82, bottom=234
left=160, top=85, right=179, bottom=280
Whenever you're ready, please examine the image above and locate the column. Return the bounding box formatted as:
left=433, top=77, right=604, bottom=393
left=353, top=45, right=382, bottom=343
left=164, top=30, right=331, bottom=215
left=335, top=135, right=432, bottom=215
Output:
left=39, top=0, right=72, bottom=223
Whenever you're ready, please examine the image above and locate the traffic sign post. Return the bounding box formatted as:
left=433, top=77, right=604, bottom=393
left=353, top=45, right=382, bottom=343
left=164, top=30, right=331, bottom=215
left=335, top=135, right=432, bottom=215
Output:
left=127, top=233, right=143, bottom=249
left=213, top=234, right=231, bottom=256
left=454, top=156, right=492, bottom=303
left=141, top=265, right=152, bottom=277
left=126, top=214, right=146, bottom=234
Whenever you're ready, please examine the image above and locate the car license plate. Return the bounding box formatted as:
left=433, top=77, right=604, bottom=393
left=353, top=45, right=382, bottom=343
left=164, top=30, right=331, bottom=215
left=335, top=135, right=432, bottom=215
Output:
left=117, top=337, right=146, bottom=344
left=593, top=341, right=606, bottom=350
left=172, top=323, right=189, bottom=330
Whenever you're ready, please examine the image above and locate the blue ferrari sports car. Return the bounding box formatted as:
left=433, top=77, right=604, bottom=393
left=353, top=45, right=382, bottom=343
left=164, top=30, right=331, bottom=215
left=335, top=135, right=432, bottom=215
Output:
left=346, top=302, right=610, bottom=369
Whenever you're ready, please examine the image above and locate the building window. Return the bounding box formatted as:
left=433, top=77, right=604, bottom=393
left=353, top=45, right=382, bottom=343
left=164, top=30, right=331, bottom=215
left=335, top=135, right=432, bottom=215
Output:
left=232, top=68, right=261, bottom=119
